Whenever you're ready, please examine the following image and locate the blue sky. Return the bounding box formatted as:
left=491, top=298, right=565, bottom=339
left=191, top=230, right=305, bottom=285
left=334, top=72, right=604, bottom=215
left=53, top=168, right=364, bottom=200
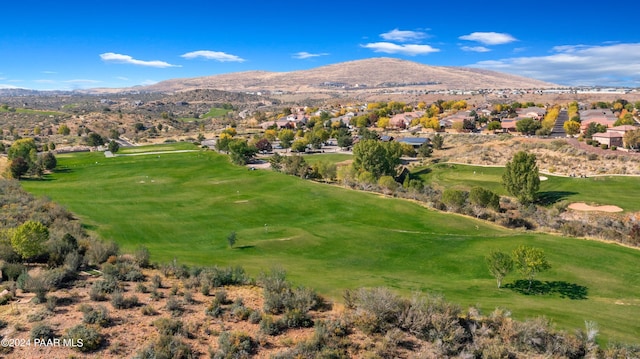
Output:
left=2, top=0, right=640, bottom=90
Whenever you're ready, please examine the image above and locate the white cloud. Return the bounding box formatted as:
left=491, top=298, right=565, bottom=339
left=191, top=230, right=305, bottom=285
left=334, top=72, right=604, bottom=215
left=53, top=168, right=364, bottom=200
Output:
left=141, top=80, right=158, bottom=86
left=293, top=51, right=329, bottom=59
left=116, top=76, right=130, bottom=81
left=34, top=79, right=56, bottom=84
left=469, top=42, right=640, bottom=86
left=64, top=79, right=101, bottom=84
left=380, top=29, right=427, bottom=42
left=459, top=32, right=517, bottom=45
left=42, top=71, right=57, bottom=74
left=0, top=84, right=21, bottom=89
left=100, top=53, right=180, bottom=68
left=461, top=46, right=491, bottom=53
left=361, top=42, right=440, bottom=56
left=181, top=50, right=245, bottom=62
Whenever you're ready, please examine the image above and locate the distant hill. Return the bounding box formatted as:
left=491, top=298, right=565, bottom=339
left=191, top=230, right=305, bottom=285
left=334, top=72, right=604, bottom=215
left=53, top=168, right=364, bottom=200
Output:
left=91, top=58, right=558, bottom=94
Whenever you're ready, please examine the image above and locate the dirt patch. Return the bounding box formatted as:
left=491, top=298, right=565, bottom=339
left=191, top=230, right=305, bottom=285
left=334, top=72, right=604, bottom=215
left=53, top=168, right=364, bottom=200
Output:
left=568, top=202, right=623, bottom=213
left=234, top=200, right=249, bottom=203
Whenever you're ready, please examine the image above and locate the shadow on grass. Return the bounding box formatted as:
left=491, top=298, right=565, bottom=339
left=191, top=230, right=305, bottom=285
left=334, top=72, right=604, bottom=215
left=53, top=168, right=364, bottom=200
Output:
left=412, top=167, right=432, bottom=176
left=537, top=191, right=578, bottom=205
left=235, top=245, right=255, bottom=250
left=504, top=280, right=588, bottom=300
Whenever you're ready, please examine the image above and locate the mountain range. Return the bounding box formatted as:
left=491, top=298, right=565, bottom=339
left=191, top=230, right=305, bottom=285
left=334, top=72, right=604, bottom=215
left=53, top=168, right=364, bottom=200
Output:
left=89, top=58, right=558, bottom=94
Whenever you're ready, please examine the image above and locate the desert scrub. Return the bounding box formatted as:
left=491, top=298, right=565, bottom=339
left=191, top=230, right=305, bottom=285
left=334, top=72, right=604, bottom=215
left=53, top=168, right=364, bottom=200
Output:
left=79, top=304, right=111, bottom=327
left=65, top=324, right=103, bottom=352
left=211, top=331, right=257, bottom=359
left=30, top=323, right=55, bottom=341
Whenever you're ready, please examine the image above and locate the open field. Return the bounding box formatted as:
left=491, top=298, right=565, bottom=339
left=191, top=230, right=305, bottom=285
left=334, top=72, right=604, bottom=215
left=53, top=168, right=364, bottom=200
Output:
left=417, top=163, right=640, bottom=212
left=20, top=144, right=640, bottom=343
left=298, top=152, right=353, bottom=165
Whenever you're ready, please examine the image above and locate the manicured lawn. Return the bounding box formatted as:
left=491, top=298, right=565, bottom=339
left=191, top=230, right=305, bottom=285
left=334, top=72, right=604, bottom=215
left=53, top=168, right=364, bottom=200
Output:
left=21, top=146, right=640, bottom=343
left=117, top=142, right=199, bottom=154
left=299, top=153, right=352, bottom=165
left=203, top=107, right=231, bottom=118
left=416, top=163, right=640, bottom=211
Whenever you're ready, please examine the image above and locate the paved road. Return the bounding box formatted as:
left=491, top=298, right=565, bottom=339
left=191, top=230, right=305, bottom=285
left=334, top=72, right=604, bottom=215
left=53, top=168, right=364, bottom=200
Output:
left=550, top=109, right=568, bottom=138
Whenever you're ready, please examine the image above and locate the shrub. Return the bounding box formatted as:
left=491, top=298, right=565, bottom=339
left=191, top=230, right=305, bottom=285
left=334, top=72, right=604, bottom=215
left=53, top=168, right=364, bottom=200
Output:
left=45, top=295, right=57, bottom=312
left=65, top=324, right=103, bottom=352
left=348, top=287, right=404, bottom=335
left=111, top=290, right=139, bottom=309
left=85, top=239, right=119, bottom=266
left=134, top=334, right=194, bottom=359
left=165, top=296, right=184, bottom=316
left=133, top=246, right=151, bottom=268
left=141, top=305, right=158, bottom=316
left=441, top=189, right=468, bottom=212
left=611, top=145, right=617, bottom=151
left=600, top=144, right=609, bottom=150
left=80, top=304, right=110, bottom=327
left=259, top=315, right=284, bottom=336
left=248, top=310, right=262, bottom=324
left=24, top=275, right=49, bottom=303
left=212, top=331, right=257, bottom=359
left=469, top=186, right=500, bottom=211
left=282, top=309, right=314, bottom=329
left=153, top=318, right=186, bottom=336
left=30, top=323, right=55, bottom=341
left=1, top=263, right=25, bottom=281
left=205, top=298, right=223, bottom=318
left=151, top=274, right=162, bottom=289
left=89, top=277, right=118, bottom=301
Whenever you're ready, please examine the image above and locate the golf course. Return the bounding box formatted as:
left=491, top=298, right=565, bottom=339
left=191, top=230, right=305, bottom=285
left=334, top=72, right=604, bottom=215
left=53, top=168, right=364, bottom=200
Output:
left=20, top=143, right=640, bottom=344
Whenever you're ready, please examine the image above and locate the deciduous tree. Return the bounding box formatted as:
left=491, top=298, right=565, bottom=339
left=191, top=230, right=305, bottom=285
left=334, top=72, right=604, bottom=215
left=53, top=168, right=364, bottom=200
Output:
left=352, top=139, right=402, bottom=178
left=515, top=118, right=541, bottom=135
left=486, top=251, right=513, bottom=288
left=512, top=245, right=551, bottom=292
left=563, top=120, right=581, bottom=136
left=11, top=220, right=49, bottom=260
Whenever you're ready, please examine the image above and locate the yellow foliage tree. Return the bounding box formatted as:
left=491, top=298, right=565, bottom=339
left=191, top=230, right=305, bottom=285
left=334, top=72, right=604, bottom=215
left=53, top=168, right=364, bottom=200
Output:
left=542, top=107, right=559, bottom=130
left=452, top=100, right=468, bottom=110
left=563, top=120, right=581, bottom=136
left=377, top=117, right=390, bottom=129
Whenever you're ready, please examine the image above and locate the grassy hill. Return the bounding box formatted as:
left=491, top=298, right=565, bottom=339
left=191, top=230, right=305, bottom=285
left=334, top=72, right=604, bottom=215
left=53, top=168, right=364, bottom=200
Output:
left=20, top=144, right=640, bottom=343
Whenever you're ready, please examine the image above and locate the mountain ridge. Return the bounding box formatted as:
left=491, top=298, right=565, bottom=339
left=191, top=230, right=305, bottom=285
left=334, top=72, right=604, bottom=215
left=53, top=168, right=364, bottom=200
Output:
left=90, top=57, right=559, bottom=94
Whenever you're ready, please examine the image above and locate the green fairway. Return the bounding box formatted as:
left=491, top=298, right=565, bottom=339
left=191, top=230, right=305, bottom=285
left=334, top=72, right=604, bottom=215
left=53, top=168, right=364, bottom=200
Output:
left=21, top=146, right=640, bottom=343
left=203, top=107, right=232, bottom=118
left=416, top=163, right=640, bottom=212
left=117, top=142, right=199, bottom=154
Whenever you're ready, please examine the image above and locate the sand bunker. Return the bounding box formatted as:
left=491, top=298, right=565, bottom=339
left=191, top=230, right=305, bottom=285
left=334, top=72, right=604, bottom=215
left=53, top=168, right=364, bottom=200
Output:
left=539, top=176, right=548, bottom=181
left=568, top=202, right=623, bottom=213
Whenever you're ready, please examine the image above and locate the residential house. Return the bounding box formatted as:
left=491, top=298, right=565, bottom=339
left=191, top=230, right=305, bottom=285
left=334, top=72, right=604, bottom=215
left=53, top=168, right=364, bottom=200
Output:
left=440, top=110, right=474, bottom=128
left=592, top=125, right=638, bottom=148
left=500, top=119, right=518, bottom=133
left=592, top=132, right=623, bottom=147
left=396, top=137, right=430, bottom=148
left=389, top=111, right=424, bottom=129
left=580, top=109, right=618, bottom=131
left=516, top=107, right=546, bottom=120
